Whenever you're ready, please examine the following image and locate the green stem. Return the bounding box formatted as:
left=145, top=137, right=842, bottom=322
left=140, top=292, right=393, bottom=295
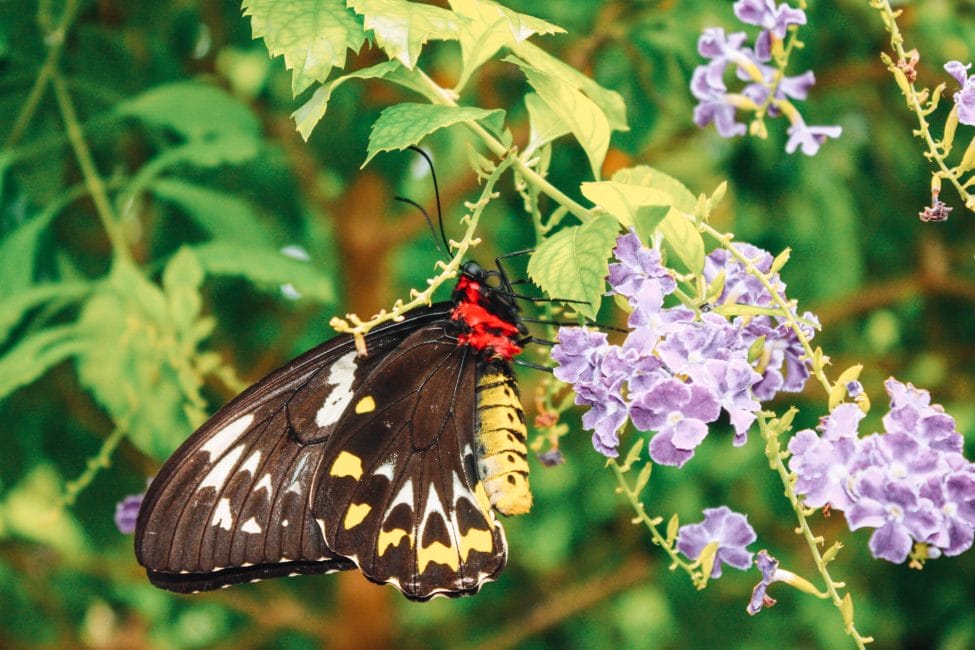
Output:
left=52, top=72, right=132, bottom=264
left=415, top=69, right=592, bottom=222
left=5, top=0, right=79, bottom=148
left=608, top=460, right=698, bottom=580
left=759, top=414, right=872, bottom=648
left=57, top=421, right=129, bottom=509
left=869, top=0, right=970, bottom=208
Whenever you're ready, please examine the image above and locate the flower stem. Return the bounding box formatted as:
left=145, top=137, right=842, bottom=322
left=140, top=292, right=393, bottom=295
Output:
left=52, top=72, right=133, bottom=264
left=759, top=414, right=873, bottom=648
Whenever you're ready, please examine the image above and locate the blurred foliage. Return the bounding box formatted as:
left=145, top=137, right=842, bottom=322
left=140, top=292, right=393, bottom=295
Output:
left=2, top=0, right=975, bottom=648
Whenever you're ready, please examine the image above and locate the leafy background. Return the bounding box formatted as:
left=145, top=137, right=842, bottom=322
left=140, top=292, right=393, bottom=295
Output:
left=2, top=0, right=975, bottom=648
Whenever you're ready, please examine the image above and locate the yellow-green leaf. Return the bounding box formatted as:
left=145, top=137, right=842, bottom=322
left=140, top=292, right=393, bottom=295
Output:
left=292, top=60, right=401, bottom=140
left=349, top=0, right=466, bottom=69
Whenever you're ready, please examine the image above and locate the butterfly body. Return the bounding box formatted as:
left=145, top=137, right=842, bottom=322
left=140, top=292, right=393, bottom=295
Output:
left=135, top=262, right=532, bottom=601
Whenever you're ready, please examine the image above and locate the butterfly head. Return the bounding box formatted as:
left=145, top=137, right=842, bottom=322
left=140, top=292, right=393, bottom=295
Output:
left=451, top=262, right=525, bottom=360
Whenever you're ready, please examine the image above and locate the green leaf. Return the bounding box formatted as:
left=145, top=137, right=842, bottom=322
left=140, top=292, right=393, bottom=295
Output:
left=149, top=178, right=275, bottom=248
left=75, top=263, right=199, bottom=459
left=292, top=60, right=400, bottom=140
left=633, top=462, right=653, bottom=495
left=349, top=0, right=466, bottom=69
left=162, top=248, right=205, bottom=333
left=449, top=0, right=563, bottom=89
left=512, top=40, right=628, bottom=132
left=0, top=208, right=58, bottom=299
left=364, top=103, right=505, bottom=166
left=581, top=180, right=673, bottom=228
left=1, top=465, right=89, bottom=555
left=527, top=213, right=620, bottom=319
left=192, top=241, right=334, bottom=303
left=524, top=92, right=570, bottom=158
left=611, top=166, right=697, bottom=213
left=0, top=283, right=90, bottom=346
left=243, top=0, right=365, bottom=96
left=0, top=325, right=88, bottom=402
left=658, top=210, right=705, bottom=275
left=506, top=55, right=609, bottom=179
left=116, top=81, right=260, bottom=140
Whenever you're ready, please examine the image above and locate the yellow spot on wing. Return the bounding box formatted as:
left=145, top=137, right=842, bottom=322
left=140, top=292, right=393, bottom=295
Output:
left=330, top=451, right=363, bottom=480
left=343, top=502, right=372, bottom=529
left=355, top=395, right=376, bottom=414
left=418, top=541, right=460, bottom=573
left=459, top=528, right=493, bottom=561
left=473, top=481, right=494, bottom=526
left=378, top=528, right=413, bottom=556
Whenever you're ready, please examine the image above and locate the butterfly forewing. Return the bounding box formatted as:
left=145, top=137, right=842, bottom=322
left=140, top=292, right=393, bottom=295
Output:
left=135, top=307, right=452, bottom=592
left=315, top=324, right=508, bottom=601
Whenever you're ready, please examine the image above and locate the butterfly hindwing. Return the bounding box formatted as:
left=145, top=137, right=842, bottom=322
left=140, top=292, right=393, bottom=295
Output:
left=135, top=307, right=452, bottom=592
left=315, top=323, right=508, bottom=601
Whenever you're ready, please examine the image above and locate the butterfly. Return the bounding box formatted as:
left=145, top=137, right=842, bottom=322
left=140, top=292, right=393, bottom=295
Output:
left=134, top=261, right=533, bottom=601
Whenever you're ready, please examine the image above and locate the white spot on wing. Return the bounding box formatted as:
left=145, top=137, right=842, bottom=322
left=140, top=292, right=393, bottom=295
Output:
left=201, top=414, right=254, bottom=460
left=386, top=480, right=414, bottom=517
left=211, top=497, right=234, bottom=530
left=254, top=473, right=273, bottom=494
left=285, top=454, right=311, bottom=494
left=314, top=351, right=358, bottom=428
left=374, top=459, right=396, bottom=481
left=452, top=472, right=478, bottom=510
left=241, top=517, right=262, bottom=534
left=199, top=445, right=245, bottom=491
left=240, top=450, right=261, bottom=475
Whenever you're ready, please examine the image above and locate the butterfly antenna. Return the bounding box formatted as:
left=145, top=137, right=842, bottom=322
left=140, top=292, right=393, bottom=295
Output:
left=408, top=145, right=451, bottom=259
left=394, top=195, right=448, bottom=260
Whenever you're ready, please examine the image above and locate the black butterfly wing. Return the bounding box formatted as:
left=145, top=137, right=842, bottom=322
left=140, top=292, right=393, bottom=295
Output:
left=315, top=323, right=508, bottom=601
left=135, top=305, right=452, bottom=593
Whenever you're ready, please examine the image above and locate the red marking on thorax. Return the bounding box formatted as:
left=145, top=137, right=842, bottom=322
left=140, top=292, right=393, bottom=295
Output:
left=451, top=277, right=522, bottom=360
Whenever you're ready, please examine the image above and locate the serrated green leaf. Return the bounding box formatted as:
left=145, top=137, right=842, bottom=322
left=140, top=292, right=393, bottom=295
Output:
left=611, top=166, right=696, bottom=213
left=192, top=241, right=334, bottom=303
left=512, top=40, right=627, bottom=132
left=659, top=210, right=705, bottom=275
left=75, top=263, right=200, bottom=459
left=524, top=92, right=570, bottom=158
left=243, top=0, right=365, bottom=95
left=149, top=179, right=275, bottom=248
left=449, top=0, right=563, bottom=89
left=363, top=103, right=505, bottom=166
left=506, top=56, right=609, bottom=179
left=527, top=213, right=619, bottom=319
left=293, top=60, right=401, bottom=140
left=580, top=180, right=672, bottom=229
left=0, top=283, right=90, bottom=346
left=0, top=325, right=88, bottom=401
left=116, top=81, right=260, bottom=140
left=349, top=0, right=465, bottom=69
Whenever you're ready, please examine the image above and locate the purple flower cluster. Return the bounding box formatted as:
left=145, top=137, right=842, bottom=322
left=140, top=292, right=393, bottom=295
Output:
left=691, top=0, right=841, bottom=156
left=945, top=61, right=975, bottom=126
left=552, top=232, right=817, bottom=465
left=677, top=506, right=757, bottom=578
left=789, top=379, right=975, bottom=563
left=115, top=491, right=144, bottom=534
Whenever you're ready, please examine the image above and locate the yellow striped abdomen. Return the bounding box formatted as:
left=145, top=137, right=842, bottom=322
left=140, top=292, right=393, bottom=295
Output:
left=474, top=368, right=532, bottom=515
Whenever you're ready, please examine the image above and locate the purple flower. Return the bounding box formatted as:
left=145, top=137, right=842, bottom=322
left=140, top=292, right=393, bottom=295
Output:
left=747, top=550, right=780, bottom=614
left=920, top=470, right=975, bottom=556
left=698, top=28, right=751, bottom=88
left=788, top=403, right=864, bottom=510
left=115, top=492, right=144, bottom=534
left=691, top=68, right=748, bottom=138
left=607, top=230, right=676, bottom=313
left=845, top=467, right=942, bottom=563
left=631, top=378, right=721, bottom=467
left=882, top=378, right=963, bottom=454
left=677, top=506, right=757, bottom=578
left=733, top=0, right=807, bottom=38
left=689, top=358, right=762, bottom=444
left=785, top=118, right=843, bottom=156
left=945, top=60, right=975, bottom=126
